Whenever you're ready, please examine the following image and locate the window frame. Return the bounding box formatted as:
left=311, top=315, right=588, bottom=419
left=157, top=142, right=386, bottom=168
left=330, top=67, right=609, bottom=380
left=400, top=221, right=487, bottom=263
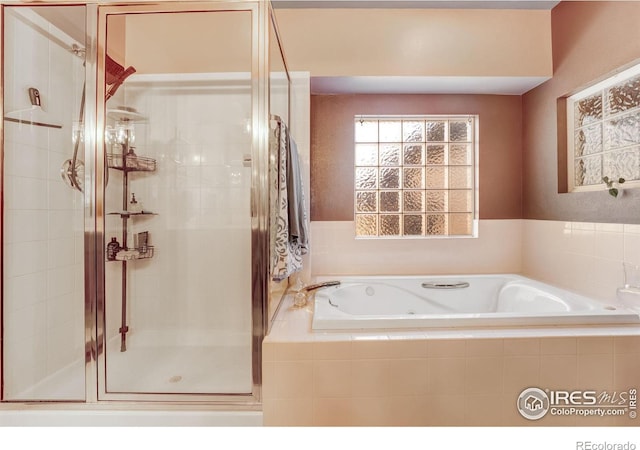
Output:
left=566, top=62, right=640, bottom=193
left=353, top=114, right=479, bottom=239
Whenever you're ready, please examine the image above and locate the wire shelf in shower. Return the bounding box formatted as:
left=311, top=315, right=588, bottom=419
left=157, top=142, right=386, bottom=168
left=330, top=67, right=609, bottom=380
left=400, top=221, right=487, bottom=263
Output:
left=108, top=246, right=155, bottom=262
left=107, top=106, right=147, bottom=123
left=107, top=153, right=156, bottom=172
left=107, top=211, right=157, bottom=218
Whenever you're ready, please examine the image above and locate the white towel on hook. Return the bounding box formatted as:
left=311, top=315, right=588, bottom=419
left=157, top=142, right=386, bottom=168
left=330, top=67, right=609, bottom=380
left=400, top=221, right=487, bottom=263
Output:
left=270, top=119, right=308, bottom=282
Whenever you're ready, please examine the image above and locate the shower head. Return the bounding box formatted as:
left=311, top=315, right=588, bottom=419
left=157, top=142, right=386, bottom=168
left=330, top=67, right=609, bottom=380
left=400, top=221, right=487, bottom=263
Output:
left=105, top=54, right=136, bottom=101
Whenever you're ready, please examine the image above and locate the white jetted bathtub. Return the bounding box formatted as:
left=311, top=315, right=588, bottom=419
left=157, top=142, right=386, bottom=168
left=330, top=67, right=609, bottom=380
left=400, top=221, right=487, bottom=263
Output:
left=311, top=274, right=640, bottom=330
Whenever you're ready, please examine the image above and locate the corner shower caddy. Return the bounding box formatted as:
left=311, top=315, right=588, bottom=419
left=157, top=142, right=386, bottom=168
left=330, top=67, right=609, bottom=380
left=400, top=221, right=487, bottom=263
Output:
left=106, top=108, right=156, bottom=352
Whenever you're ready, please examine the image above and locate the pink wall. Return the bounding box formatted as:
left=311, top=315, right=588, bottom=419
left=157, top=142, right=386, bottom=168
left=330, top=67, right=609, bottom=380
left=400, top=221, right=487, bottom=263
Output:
left=106, top=15, right=126, bottom=65
left=523, top=1, right=640, bottom=223
left=311, top=94, right=523, bottom=221
left=124, top=11, right=251, bottom=74
left=275, top=8, right=551, bottom=78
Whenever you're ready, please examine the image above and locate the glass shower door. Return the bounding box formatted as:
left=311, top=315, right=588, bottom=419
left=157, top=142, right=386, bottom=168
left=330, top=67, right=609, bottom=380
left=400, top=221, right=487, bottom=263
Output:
left=100, top=7, right=255, bottom=398
left=1, top=5, right=87, bottom=401
left=2, top=1, right=281, bottom=405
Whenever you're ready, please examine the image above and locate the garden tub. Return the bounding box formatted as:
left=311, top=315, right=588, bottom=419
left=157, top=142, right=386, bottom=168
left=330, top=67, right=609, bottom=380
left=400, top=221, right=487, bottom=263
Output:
left=311, top=274, right=640, bottom=330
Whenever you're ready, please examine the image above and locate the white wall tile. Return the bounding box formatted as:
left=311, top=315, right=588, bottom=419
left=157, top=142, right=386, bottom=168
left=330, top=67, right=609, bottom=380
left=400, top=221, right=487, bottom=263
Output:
left=5, top=29, right=90, bottom=396
left=3, top=332, right=48, bottom=398
left=588, top=257, right=625, bottom=302
left=48, top=127, right=72, bottom=154
left=594, top=229, right=624, bottom=261
left=566, top=227, right=596, bottom=256
left=47, top=266, right=74, bottom=298
left=572, top=222, right=596, bottom=231
left=523, top=219, right=639, bottom=304
left=5, top=142, right=49, bottom=179
left=310, top=219, right=522, bottom=277
left=47, top=237, right=75, bottom=269
left=4, top=271, right=48, bottom=312
left=4, top=210, right=48, bottom=243
left=6, top=176, right=48, bottom=210
left=3, top=121, right=50, bottom=150
left=5, top=241, right=48, bottom=277
left=623, top=224, right=640, bottom=235
left=5, top=302, right=47, bottom=345
left=522, top=221, right=567, bottom=289
left=46, top=322, right=81, bottom=376
left=595, top=223, right=624, bottom=233
left=48, top=180, right=75, bottom=210
left=623, top=233, right=640, bottom=265
left=46, top=293, right=76, bottom=332
left=74, top=239, right=84, bottom=271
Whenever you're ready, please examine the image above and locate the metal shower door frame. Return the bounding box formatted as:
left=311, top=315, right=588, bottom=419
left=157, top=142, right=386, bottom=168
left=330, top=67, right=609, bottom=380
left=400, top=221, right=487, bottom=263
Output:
left=91, top=1, right=270, bottom=404
left=0, top=0, right=272, bottom=407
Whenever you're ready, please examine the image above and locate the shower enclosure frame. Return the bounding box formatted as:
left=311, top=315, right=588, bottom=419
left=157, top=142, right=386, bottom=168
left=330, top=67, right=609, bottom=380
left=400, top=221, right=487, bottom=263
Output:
left=1, top=0, right=285, bottom=407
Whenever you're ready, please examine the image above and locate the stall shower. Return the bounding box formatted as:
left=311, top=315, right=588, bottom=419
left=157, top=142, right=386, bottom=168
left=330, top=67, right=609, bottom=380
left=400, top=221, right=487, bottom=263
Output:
left=1, top=1, right=290, bottom=407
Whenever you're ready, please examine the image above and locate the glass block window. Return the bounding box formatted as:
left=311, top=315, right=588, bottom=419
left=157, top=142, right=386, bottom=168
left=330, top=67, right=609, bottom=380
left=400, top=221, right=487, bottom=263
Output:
left=354, top=115, right=478, bottom=238
left=567, top=63, right=640, bottom=192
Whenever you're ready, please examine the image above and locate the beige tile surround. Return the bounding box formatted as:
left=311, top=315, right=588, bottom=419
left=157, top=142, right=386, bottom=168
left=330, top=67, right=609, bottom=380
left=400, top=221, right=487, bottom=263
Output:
left=263, top=219, right=640, bottom=426
left=263, top=298, right=640, bottom=427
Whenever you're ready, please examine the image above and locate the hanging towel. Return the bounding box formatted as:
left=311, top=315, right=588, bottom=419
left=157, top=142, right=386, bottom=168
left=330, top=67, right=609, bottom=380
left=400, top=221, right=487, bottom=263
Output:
left=270, top=119, right=309, bottom=281
left=287, top=134, right=309, bottom=252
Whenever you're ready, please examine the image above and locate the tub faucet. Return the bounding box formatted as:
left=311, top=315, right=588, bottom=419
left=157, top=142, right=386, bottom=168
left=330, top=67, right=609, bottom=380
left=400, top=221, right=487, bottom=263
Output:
left=302, top=280, right=341, bottom=293
left=294, top=281, right=341, bottom=307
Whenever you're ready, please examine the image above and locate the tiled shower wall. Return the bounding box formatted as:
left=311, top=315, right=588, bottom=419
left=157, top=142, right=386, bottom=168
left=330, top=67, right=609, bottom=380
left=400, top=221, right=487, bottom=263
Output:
left=103, top=74, right=253, bottom=346
left=2, top=12, right=85, bottom=398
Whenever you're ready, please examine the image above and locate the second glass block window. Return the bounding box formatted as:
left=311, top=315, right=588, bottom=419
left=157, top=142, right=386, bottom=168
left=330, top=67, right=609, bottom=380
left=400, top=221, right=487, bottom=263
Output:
left=568, top=63, right=640, bottom=191
left=354, top=116, right=477, bottom=238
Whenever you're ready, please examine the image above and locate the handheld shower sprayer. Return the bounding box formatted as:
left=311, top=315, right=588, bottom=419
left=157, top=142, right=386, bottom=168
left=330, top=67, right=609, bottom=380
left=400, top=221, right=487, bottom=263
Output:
left=105, top=54, right=137, bottom=101
left=61, top=53, right=136, bottom=192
